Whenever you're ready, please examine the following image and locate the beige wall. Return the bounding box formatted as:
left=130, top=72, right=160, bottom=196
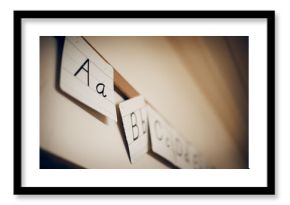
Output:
left=40, top=36, right=248, bottom=168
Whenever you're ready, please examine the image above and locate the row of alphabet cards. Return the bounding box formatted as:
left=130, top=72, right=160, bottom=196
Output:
left=119, top=96, right=208, bottom=169
left=60, top=36, right=207, bottom=168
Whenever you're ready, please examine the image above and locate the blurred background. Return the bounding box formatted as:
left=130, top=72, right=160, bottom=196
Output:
left=40, top=36, right=248, bottom=169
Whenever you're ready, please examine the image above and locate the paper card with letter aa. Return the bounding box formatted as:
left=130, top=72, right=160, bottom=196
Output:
left=119, top=96, right=149, bottom=163
left=60, top=36, right=117, bottom=121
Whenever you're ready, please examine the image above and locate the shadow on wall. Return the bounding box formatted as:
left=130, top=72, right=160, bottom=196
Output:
left=167, top=36, right=249, bottom=168
left=40, top=148, right=84, bottom=169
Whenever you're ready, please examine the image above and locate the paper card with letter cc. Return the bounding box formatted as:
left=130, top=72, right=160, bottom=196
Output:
left=119, top=96, right=149, bottom=163
left=60, top=36, right=117, bottom=121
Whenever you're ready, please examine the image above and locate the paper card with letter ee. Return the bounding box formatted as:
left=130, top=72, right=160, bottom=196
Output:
left=171, top=130, right=195, bottom=169
left=60, top=36, right=117, bottom=121
left=119, top=96, right=149, bottom=163
left=172, top=132, right=207, bottom=169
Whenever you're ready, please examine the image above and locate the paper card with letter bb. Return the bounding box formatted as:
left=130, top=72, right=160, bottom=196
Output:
left=119, top=96, right=149, bottom=163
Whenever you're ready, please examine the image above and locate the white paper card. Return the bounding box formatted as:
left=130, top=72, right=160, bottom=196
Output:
left=193, top=151, right=208, bottom=169
left=119, top=96, right=149, bottom=163
left=60, top=36, right=117, bottom=121
left=147, top=106, right=176, bottom=165
left=148, top=106, right=202, bottom=168
left=171, top=130, right=194, bottom=169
